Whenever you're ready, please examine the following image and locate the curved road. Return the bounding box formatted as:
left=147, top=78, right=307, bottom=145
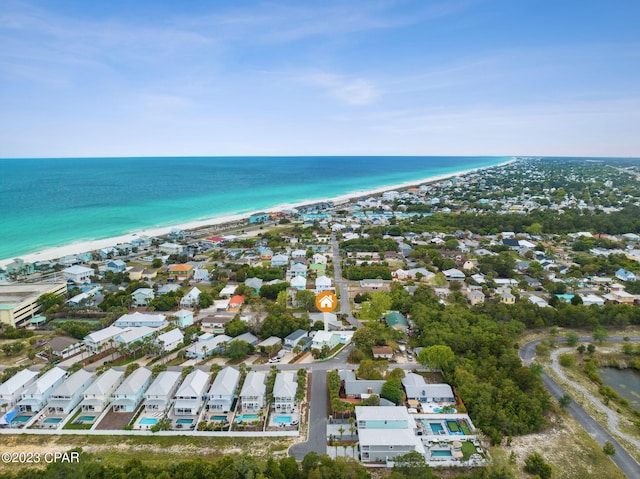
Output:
left=520, top=336, right=640, bottom=479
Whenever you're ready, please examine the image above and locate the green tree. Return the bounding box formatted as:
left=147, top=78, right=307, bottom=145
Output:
left=381, top=377, right=406, bottom=405
left=225, top=319, right=249, bottom=337
left=565, top=331, right=580, bottom=347
left=359, top=292, right=392, bottom=320
left=151, top=258, right=163, bottom=268
left=417, top=345, right=455, bottom=372
left=593, top=326, right=608, bottom=343
left=559, top=394, right=572, bottom=408
left=392, top=451, right=433, bottom=479
left=524, top=452, right=552, bottom=479
left=603, top=441, right=616, bottom=456
left=225, top=340, right=254, bottom=359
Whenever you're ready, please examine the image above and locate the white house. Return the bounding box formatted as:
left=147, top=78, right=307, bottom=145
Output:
left=114, top=312, right=167, bottom=328
left=47, top=369, right=94, bottom=415
left=355, top=406, right=424, bottom=463
left=315, top=275, right=332, bottom=294
left=207, top=366, right=240, bottom=412
left=115, top=326, right=157, bottom=348
left=272, top=372, right=297, bottom=413
left=284, top=329, right=308, bottom=351
left=0, top=369, right=38, bottom=408
left=240, top=371, right=266, bottom=411
left=173, top=369, right=210, bottom=416
left=290, top=275, right=307, bottom=291
left=443, top=268, right=466, bottom=282
left=80, top=369, right=125, bottom=412
left=62, top=265, right=94, bottom=284
left=271, top=254, right=289, bottom=267
left=286, top=263, right=308, bottom=281
left=159, top=242, right=184, bottom=255
left=185, top=334, right=231, bottom=360
left=311, top=331, right=340, bottom=350
left=312, top=253, right=328, bottom=265
left=180, top=287, right=202, bottom=308
left=111, top=368, right=152, bottom=412
left=219, top=285, right=238, bottom=298
left=144, top=371, right=182, bottom=412
left=155, top=329, right=184, bottom=352
left=17, top=367, right=66, bottom=412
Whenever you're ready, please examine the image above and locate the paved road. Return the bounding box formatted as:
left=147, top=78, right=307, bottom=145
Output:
left=330, top=234, right=362, bottom=328
left=520, top=336, right=640, bottom=479
left=289, top=369, right=328, bottom=460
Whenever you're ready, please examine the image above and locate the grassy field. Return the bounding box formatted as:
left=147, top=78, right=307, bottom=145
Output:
left=0, top=434, right=298, bottom=472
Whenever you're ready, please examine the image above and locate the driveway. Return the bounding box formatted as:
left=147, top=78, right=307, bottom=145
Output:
left=289, top=369, right=327, bottom=460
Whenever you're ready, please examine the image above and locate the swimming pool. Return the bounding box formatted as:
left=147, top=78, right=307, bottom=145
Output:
left=431, top=450, right=453, bottom=457
left=43, top=417, right=62, bottom=424
left=237, top=414, right=259, bottom=422
left=211, top=415, right=227, bottom=421
left=274, top=415, right=291, bottom=423
left=140, top=417, right=158, bottom=425
left=176, top=418, right=193, bottom=425
left=429, top=422, right=444, bottom=433
left=12, top=415, right=30, bottom=423
left=78, top=415, right=95, bottom=422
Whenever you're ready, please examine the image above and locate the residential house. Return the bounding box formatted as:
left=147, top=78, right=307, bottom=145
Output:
left=113, top=312, right=167, bottom=328
left=62, top=265, right=94, bottom=284
left=173, top=309, right=194, bottom=328
left=106, top=259, right=127, bottom=273
left=156, top=328, right=184, bottom=352
left=309, top=263, right=326, bottom=276
left=466, top=289, right=485, bottom=306
left=528, top=295, right=550, bottom=308
left=168, top=264, right=193, bottom=281
left=111, top=368, right=152, bottom=412
left=286, top=263, right=308, bottom=281
left=615, top=268, right=637, bottom=282
left=180, top=287, right=201, bottom=308
left=207, top=367, right=240, bottom=412
left=232, top=332, right=258, bottom=346
left=372, top=345, right=393, bottom=359
left=227, top=295, right=245, bottom=312
left=47, top=369, right=94, bottom=414
left=355, top=406, right=424, bottom=463
left=159, top=242, right=184, bottom=255
left=83, top=325, right=124, bottom=354
left=340, top=370, right=385, bottom=399
left=173, top=369, right=210, bottom=416
left=185, top=334, right=231, bottom=359
left=46, top=336, right=84, bottom=360
left=115, top=326, right=157, bottom=349
left=17, top=367, right=66, bottom=412
left=271, top=254, right=289, bottom=267
left=311, top=331, right=340, bottom=351
left=500, top=292, right=516, bottom=304
left=273, top=372, right=297, bottom=412
left=80, top=369, right=125, bottom=412
left=193, top=267, right=210, bottom=282
left=384, top=311, right=409, bottom=331
left=131, top=288, right=155, bottom=307
left=312, top=253, right=328, bottom=265
left=245, top=278, right=263, bottom=295
left=157, top=284, right=181, bottom=295
left=239, top=371, right=266, bottom=411
left=144, top=371, right=182, bottom=412
left=249, top=212, right=270, bottom=224
left=0, top=369, right=38, bottom=408
left=284, top=329, right=308, bottom=351
left=315, top=275, right=332, bottom=294
left=443, top=268, right=466, bottom=282
left=200, top=313, right=234, bottom=334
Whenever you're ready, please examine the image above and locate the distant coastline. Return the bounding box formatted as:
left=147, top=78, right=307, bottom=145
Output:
left=0, top=157, right=515, bottom=268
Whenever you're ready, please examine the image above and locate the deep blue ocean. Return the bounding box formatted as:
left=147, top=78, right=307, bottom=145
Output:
left=0, top=156, right=509, bottom=261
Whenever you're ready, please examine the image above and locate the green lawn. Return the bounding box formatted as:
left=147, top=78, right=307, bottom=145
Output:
left=461, top=441, right=477, bottom=460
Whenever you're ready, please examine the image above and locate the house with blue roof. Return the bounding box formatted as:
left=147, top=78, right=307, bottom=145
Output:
left=615, top=268, right=637, bottom=282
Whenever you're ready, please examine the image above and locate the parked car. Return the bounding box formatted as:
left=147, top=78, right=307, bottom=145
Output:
left=268, top=357, right=280, bottom=363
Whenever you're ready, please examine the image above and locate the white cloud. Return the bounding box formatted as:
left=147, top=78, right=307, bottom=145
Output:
left=303, top=72, right=380, bottom=106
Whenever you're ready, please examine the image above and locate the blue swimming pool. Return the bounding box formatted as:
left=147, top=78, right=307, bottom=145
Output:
left=211, top=415, right=227, bottom=421
left=140, top=417, right=158, bottom=425
left=237, top=414, right=259, bottom=422
left=78, top=415, right=95, bottom=422
left=43, top=417, right=62, bottom=424
left=274, top=415, right=291, bottom=423
left=429, top=422, right=444, bottom=433
left=176, top=418, right=193, bottom=425
left=12, top=415, right=30, bottom=423
left=431, top=450, right=452, bottom=457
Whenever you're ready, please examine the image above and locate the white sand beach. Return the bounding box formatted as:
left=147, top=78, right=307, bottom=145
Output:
left=0, top=159, right=515, bottom=268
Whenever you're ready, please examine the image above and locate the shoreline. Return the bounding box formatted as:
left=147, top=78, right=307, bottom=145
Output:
left=0, top=159, right=515, bottom=268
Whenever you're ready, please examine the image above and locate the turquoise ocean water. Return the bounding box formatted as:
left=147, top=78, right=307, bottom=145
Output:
left=0, top=156, right=509, bottom=261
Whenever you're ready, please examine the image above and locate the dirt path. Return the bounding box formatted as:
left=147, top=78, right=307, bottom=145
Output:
left=549, top=347, right=640, bottom=451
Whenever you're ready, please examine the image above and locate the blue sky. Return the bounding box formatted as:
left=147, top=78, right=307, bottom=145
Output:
left=1, top=0, right=639, bottom=157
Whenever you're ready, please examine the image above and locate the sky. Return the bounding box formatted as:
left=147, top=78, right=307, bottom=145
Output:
left=0, top=0, right=639, bottom=158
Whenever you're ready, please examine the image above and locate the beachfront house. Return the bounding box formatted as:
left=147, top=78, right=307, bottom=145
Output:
left=159, top=243, right=184, bottom=255
left=355, top=406, right=424, bottom=463
left=47, top=369, right=94, bottom=415
left=0, top=369, right=38, bottom=409
left=62, top=265, right=94, bottom=284
left=111, top=368, right=152, bottom=412
left=272, top=372, right=297, bottom=413
left=17, top=367, right=66, bottom=413
left=240, top=371, right=266, bottom=411
left=155, top=328, right=184, bottom=353
left=113, top=312, right=167, bottom=328
left=207, top=366, right=240, bottom=412
left=80, top=369, right=125, bottom=413
left=106, top=259, right=127, bottom=273
left=173, top=369, right=210, bottom=416
left=144, top=371, right=182, bottom=412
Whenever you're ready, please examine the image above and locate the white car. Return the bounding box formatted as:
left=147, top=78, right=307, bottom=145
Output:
left=268, top=357, right=280, bottom=363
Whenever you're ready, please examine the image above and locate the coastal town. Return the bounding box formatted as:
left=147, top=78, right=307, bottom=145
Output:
left=1, top=158, right=640, bottom=478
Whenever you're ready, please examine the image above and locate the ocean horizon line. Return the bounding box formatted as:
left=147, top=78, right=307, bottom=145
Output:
left=0, top=158, right=515, bottom=267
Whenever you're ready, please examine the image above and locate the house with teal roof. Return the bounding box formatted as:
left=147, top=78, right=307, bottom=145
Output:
left=384, top=311, right=409, bottom=331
